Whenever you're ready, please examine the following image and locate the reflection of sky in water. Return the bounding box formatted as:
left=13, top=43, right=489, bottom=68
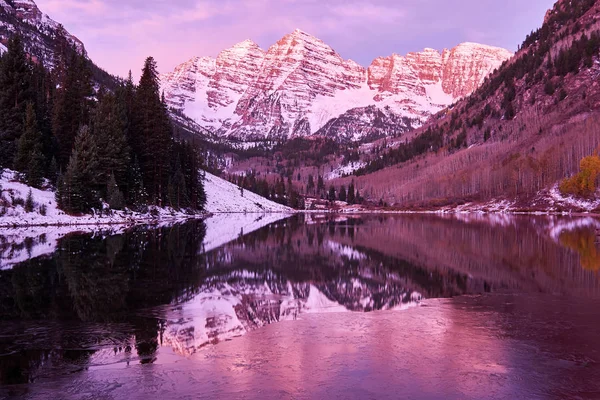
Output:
left=2, top=214, right=600, bottom=397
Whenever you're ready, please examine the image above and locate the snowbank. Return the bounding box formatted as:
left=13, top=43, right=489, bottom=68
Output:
left=0, top=169, right=294, bottom=228
left=203, top=171, right=294, bottom=213
left=0, top=170, right=200, bottom=228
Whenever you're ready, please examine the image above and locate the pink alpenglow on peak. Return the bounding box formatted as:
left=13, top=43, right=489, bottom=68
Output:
left=160, top=30, right=512, bottom=141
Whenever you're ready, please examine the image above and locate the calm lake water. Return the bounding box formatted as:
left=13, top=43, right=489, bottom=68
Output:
left=1, top=213, right=600, bottom=399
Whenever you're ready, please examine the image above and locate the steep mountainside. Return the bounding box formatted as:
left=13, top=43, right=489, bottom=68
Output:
left=0, top=0, right=82, bottom=66
left=338, top=0, right=600, bottom=208
left=160, top=30, right=511, bottom=142
left=0, top=0, right=117, bottom=88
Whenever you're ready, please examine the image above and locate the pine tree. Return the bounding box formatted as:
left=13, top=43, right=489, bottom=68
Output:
left=132, top=57, right=172, bottom=205
left=55, top=171, right=65, bottom=209
left=31, top=61, right=54, bottom=163
left=328, top=186, right=336, bottom=202
left=107, top=172, right=125, bottom=210
left=317, top=175, right=325, bottom=196
left=197, top=169, right=207, bottom=211
left=127, top=156, right=147, bottom=207
left=348, top=181, right=356, bottom=204
left=61, top=126, right=100, bottom=213
left=93, top=92, right=130, bottom=189
left=338, top=185, right=347, bottom=202
left=48, top=157, right=59, bottom=186
left=25, top=189, right=34, bottom=213
left=27, top=148, right=45, bottom=189
left=168, top=169, right=188, bottom=209
left=14, top=103, right=44, bottom=187
left=0, top=34, right=33, bottom=167
left=53, top=52, right=94, bottom=166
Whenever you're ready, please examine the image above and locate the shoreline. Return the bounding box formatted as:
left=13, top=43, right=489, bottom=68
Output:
left=0, top=211, right=299, bottom=229
left=2, top=208, right=599, bottom=229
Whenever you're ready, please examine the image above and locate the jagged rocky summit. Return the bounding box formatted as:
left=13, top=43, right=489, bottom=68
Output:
left=161, top=29, right=512, bottom=141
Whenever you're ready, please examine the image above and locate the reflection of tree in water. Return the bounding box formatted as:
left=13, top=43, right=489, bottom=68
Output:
left=559, top=228, right=600, bottom=271
left=0, top=222, right=207, bottom=384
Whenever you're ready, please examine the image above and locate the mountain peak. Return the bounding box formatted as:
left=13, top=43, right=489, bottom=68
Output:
left=161, top=31, right=512, bottom=141
left=233, top=39, right=260, bottom=49
left=287, top=28, right=321, bottom=43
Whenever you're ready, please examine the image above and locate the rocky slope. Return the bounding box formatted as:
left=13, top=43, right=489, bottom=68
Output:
left=336, top=0, right=600, bottom=207
left=0, top=0, right=84, bottom=66
left=161, top=30, right=512, bottom=141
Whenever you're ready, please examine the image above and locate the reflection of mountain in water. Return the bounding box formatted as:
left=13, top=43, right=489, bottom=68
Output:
left=163, top=275, right=423, bottom=356
left=2, top=214, right=600, bottom=385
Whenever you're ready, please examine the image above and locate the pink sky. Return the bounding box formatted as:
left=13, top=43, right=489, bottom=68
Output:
left=34, top=0, right=556, bottom=79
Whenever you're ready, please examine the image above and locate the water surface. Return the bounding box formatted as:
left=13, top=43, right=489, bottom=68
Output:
left=1, top=214, right=600, bottom=399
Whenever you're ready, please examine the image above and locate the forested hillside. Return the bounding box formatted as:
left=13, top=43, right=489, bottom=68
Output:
left=0, top=35, right=206, bottom=214
left=337, top=0, right=600, bottom=208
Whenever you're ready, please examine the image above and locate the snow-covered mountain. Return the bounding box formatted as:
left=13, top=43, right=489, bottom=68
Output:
left=161, top=30, right=512, bottom=142
left=162, top=273, right=422, bottom=356
left=0, top=0, right=84, bottom=67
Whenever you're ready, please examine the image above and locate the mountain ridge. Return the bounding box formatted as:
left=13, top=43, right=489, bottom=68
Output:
left=335, top=0, right=600, bottom=208
left=160, top=30, right=512, bottom=142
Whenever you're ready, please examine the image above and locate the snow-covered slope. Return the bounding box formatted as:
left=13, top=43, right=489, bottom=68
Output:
left=161, top=30, right=512, bottom=141
left=0, top=169, right=293, bottom=228
left=0, top=170, right=201, bottom=227
left=203, top=171, right=294, bottom=213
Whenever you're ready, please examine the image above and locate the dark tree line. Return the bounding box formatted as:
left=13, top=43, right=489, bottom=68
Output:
left=0, top=34, right=206, bottom=214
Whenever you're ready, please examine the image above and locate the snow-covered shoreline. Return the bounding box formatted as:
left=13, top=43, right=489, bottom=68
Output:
left=0, top=170, right=295, bottom=228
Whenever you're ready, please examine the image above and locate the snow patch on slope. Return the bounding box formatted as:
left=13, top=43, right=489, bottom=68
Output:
left=203, top=171, right=294, bottom=213
left=325, top=161, right=366, bottom=180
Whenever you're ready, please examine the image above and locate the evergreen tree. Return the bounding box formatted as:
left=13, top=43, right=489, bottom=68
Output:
left=55, top=171, right=65, bottom=209
left=92, top=92, right=130, bottom=189
left=14, top=103, right=44, bottom=187
left=132, top=57, right=172, bottom=205
left=31, top=61, right=55, bottom=163
left=328, top=186, right=336, bottom=202
left=107, top=172, right=125, bottom=210
left=168, top=169, right=188, bottom=209
left=338, top=185, right=347, bottom=202
left=348, top=181, right=356, bottom=204
left=181, top=142, right=206, bottom=210
left=317, top=175, right=325, bottom=196
left=53, top=52, right=94, bottom=166
left=27, top=148, right=45, bottom=189
left=48, top=157, right=59, bottom=186
left=25, top=189, right=34, bottom=213
left=127, top=156, right=147, bottom=207
left=0, top=34, right=33, bottom=167
left=60, top=126, right=100, bottom=213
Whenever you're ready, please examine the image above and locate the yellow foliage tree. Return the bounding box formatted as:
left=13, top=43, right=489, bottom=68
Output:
left=559, top=155, right=600, bottom=198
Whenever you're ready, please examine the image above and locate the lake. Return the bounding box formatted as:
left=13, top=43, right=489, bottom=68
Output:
left=1, top=213, right=600, bottom=399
